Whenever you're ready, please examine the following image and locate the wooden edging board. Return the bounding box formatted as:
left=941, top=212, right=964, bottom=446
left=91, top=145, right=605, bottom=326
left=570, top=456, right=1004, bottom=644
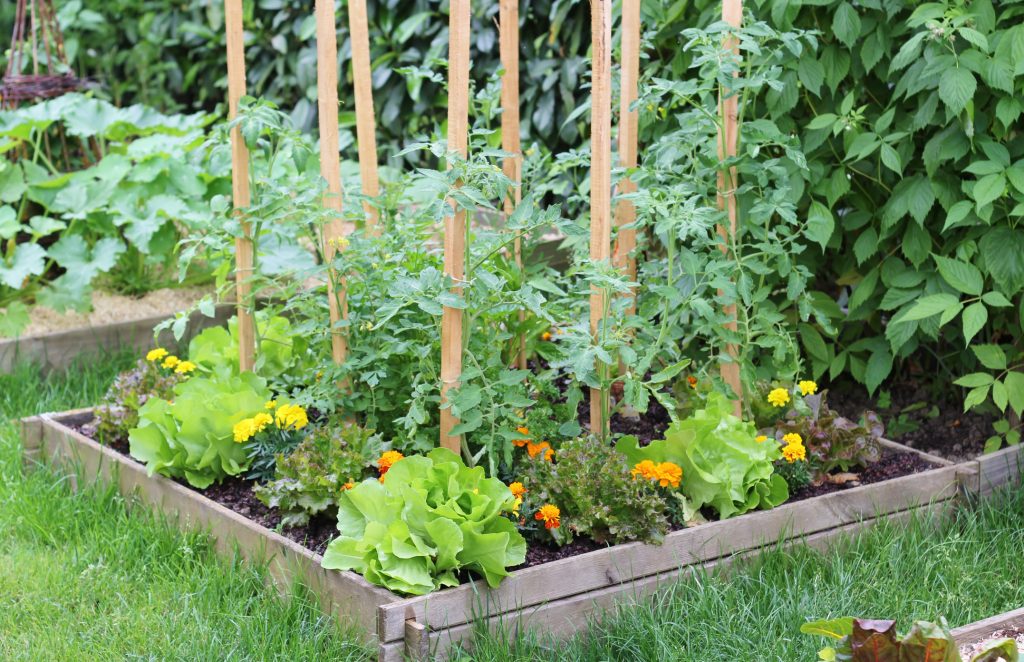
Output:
left=0, top=304, right=235, bottom=375
left=952, top=606, right=1024, bottom=645
left=22, top=410, right=1020, bottom=661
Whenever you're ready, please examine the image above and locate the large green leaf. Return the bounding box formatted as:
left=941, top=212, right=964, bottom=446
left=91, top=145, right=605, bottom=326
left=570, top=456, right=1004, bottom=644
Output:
left=938, top=67, right=977, bottom=114
left=0, top=243, right=46, bottom=289
left=979, top=228, right=1024, bottom=293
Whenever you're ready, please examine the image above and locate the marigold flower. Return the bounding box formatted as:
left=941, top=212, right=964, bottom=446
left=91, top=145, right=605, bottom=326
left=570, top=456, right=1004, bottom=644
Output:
left=782, top=441, right=807, bottom=463
left=162, top=355, right=180, bottom=369
left=174, top=360, right=197, bottom=375
left=275, top=404, right=308, bottom=430
left=526, top=440, right=554, bottom=462
left=512, top=425, right=531, bottom=448
left=798, top=380, right=818, bottom=396
left=541, top=331, right=552, bottom=341
left=377, top=450, right=404, bottom=476
left=631, top=459, right=659, bottom=481
left=512, top=496, right=523, bottom=516
left=342, top=482, right=355, bottom=490
left=653, top=462, right=682, bottom=488
left=265, top=400, right=277, bottom=410
left=146, top=348, right=168, bottom=362
left=687, top=375, right=698, bottom=389
left=755, top=435, right=768, bottom=443
left=252, top=412, right=273, bottom=433
left=535, top=504, right=561, bottom=529
left=782, top=432, right=802, bottom=446
left=509, top=481, right=526, bottom=499
left=516, top=426, right=530, bottom=436
left=767, top=387, right=790, bottom=408
left=233, top=418, right=257, bottom=443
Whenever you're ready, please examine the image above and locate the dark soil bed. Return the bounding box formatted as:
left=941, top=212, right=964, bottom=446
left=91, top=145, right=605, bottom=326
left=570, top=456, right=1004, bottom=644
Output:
left=71, top=417, right=937, bottom=569
left=829, top=376, right=999, bottom=462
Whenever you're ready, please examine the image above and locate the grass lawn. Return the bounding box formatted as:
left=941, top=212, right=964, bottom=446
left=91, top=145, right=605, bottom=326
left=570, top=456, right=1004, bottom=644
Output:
left=2, top=354, right=1023, bottom=661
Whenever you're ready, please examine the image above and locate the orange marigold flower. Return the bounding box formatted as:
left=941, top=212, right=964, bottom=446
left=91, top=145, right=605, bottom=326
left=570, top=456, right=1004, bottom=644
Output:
left=687, top=375, right=698, bottom=389
left=342, top=482, right=355, bottom=490
left=526, top=440, right=554, bottom=462
left=377, top=450, right=404, bottom=476
left=541, top=331, right=553, bottom=341
left=631, top=460, right=659, bottom=481
left=535, top=504, right=561, bottom=529
left=509, top=481, right=526, bottom=499
left=516, top=426, right=530, bottom=436
left=653, top=462, right=682, bottom=488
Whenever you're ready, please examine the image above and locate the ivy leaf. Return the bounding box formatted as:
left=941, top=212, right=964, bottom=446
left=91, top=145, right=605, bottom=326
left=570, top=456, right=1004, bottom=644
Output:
left=961, top=302, right=988, bottom=346
left=805, top=201, right=834, bottom=250
left=933, top=255, right=983, bottom=295
left=0, top=243, right=46, bottom=289
left=938, top=67, right=977, bottom=114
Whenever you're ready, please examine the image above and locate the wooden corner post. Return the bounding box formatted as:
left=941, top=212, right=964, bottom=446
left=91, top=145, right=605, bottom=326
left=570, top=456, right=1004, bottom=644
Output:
left=500, top=0, right=525, bottom=370
left=613, top=0, right=640, bottom=310
left=589, top=0, right=613, bottom=436
left=347, top=0, right=381, bottom=232
left=439, top=0, right=472, bottom=453
left=316, top=0, right=349, bottom=367
left=224, top=0, right=255, bottom=372
left=717, top=0, right=743, bottom=416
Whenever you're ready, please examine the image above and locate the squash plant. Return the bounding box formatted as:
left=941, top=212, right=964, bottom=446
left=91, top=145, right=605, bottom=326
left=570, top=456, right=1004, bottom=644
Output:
left=0, top=93, right=224, bottom=337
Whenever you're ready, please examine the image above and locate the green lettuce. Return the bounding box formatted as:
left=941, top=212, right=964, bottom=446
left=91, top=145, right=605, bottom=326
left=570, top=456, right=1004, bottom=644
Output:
left=321, top=448, right=526, bottom=595
left=128, top=372, right=271, bottom=488
left=188, top=314, right=304, bottom=377
left=801, top=617, right=984, bottom=662
left=616, top=392, right=788, bottom=520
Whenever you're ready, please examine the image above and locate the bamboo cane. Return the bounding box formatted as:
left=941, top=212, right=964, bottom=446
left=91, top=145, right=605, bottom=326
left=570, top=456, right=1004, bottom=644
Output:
left=347, top=0, right=381, bottom=232
left=500, top=0, right=526, bottom=370
left=224, top=0, right=255, bottom=372
left=439, top=0, right=472, bottom=453
left=717, top=0, right=743, bottom=416
left=589, top=0, right=613, bottom=436
left=315, top=0, right=349, bottom=367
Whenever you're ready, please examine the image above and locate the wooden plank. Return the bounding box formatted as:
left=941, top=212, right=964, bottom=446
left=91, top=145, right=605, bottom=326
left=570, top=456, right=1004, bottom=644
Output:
left=438, top=0, right=472, bottom=453
left=500, top=0, right=526, bottom=371
left=0, top=304, right=235, bottom=375
left=31, top=412, right=400, bottom=641
left=977, top=444, right=1023, bottom=497
left=403, top=619, right=430, bottom=661
left=377, top=461, right=962, bottom=642
left=612, top=0, right=640, bottom=312
left=380, top=503, right=950, bottom=659
left=224, top=0, right=255, bottom=373
left=347, top=0, right=381, bottom=232
left=716, top=0, right=742, bottom=414
left=316, top=0, right=349, bottom=367
left=588, top=0, right=613, bottom=435
left=952, top=606, right=1024, bottom=645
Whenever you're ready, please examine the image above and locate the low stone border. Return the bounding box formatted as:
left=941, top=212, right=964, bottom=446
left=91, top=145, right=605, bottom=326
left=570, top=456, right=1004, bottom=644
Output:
left=23, top=409, right=1008, bottom=660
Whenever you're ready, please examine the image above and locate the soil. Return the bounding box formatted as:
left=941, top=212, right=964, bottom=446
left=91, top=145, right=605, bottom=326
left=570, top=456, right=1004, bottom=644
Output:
left=959, top=627, right=1024, bottom=660
left=788, top=448, right=934, bottom=500
left=828, top=376, right=999, bottom=463
left=16, top=285, right=212, bottom=338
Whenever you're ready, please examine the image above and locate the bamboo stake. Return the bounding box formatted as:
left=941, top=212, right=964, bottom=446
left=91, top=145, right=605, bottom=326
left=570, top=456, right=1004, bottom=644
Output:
left=500, top=0, right=525, bottom=370
left=439, top=0, right=472, bottom=453
left=224, top=0, right=255, bottom=372
left=717, top=0, right=743, bottom=416
left=347, top=0, right=381, bottom=232
left=589, top=0, right=613, bottom=436
left=316, top=0, right=349, bottom=367
left=613, top=0, right=640, bottom=309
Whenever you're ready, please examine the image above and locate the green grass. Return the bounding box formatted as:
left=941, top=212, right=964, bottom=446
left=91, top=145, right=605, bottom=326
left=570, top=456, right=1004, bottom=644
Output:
left=0, top=354, right=369, bottom=662
left=2, top=355, right=1023, bottom=661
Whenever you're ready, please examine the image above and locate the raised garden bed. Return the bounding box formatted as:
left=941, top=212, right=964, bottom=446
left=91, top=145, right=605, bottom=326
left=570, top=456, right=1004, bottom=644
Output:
left=953, top=606, right=1024, bottom=659
left=0, top=299, right=234, bottom=374
left=23, top=408, right=974, bottom=661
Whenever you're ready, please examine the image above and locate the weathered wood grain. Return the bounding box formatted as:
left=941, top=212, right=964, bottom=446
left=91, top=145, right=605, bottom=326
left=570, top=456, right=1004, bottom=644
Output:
left=377, top=462, right=962, bottom=642
left=977, top=444, right=1023, bottom=497
left=29, top=412, right=399, bottom=641
left=952, top=606, right=1024, bottom=645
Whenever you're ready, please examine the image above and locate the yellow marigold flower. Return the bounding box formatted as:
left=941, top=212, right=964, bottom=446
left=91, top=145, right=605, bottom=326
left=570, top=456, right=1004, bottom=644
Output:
left=782, top=432, right=803, bottom=446
left=535, top=504, right=561, bottom=529
left=653, top=462, right=682, bottom=488
left=509, top=481, right=526, bottom=499
left=782, top=441, right=807, bottom=463
left=265, top=400, right=277, bottom=410
left=233, top=418, right=257, bottom=443
left=767, top=387, right=790, bottom=408
left=252, top=412, right=273, bottom=433
left=342, top=482, right=355, bottom=490
left=146, top=348, right=168, bottom=362
left=162, top=355, right=180, bottom=369
left=377, top=450, right=404, bottom=476
left=799, top=380, right=818, bottom=396
left=512, top=496, right=523, bottom=516
left=275, top=404, right=308, bottom=431
left=755, top=435, right=768, bottom=443
left=526, top=440, right=553, bottom=462
left=174, top=360, right=197, bottom=375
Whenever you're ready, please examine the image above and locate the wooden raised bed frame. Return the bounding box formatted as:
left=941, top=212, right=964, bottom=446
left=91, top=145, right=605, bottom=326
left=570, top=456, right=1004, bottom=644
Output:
left=0, top=304, right=235, bottom=375
left=21, top=410, right=1021, bottom=661
left=952, top=606, right=1024, bottom=646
